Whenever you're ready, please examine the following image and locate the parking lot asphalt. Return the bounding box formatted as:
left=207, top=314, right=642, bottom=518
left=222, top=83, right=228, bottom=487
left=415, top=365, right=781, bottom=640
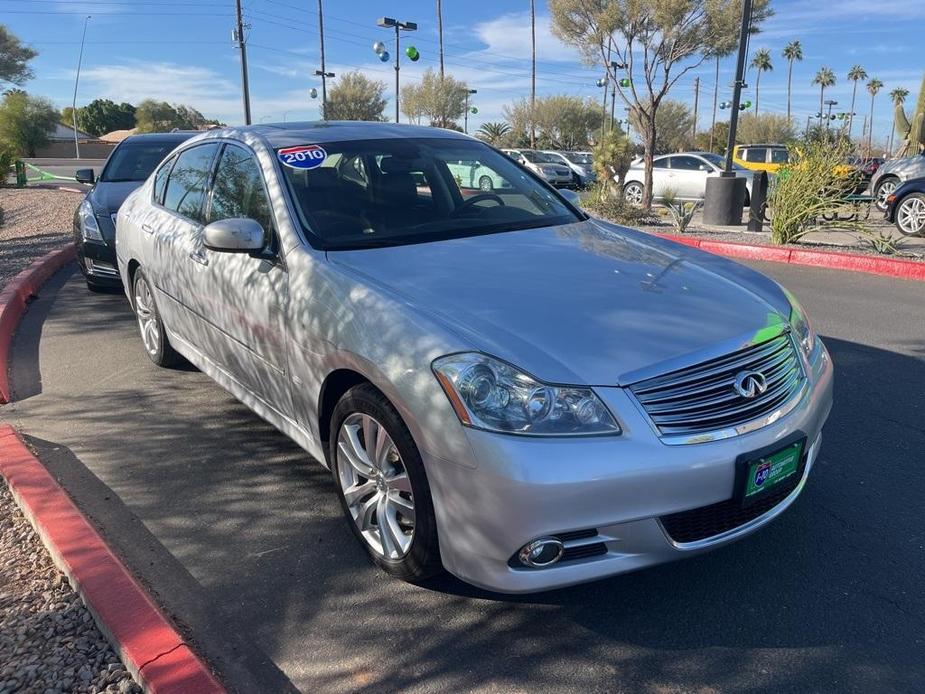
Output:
left=1, top=261, right=923, bottom=693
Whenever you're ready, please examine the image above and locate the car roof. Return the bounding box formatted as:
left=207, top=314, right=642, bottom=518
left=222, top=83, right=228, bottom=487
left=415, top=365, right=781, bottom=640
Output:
left=198, top=121, right=475, bottom=149
left=120, top=131, right=199, bottom=144
left=737, top=143, right=787, bottom=148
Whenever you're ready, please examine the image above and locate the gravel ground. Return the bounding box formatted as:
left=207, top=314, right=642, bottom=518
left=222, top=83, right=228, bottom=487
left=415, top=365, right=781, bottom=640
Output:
left=0, top=187, right=81, bottom=288
left=0, top=484, right=141, bottom=694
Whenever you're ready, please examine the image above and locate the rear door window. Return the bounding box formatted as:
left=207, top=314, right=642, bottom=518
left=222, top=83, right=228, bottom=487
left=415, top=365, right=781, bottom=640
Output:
left=770, top=148, right=789, bottom=164
left=744, top=147, right=768, bottom=163
left=152, top=156, right=175, bottom=205
left=162, top=143, right=220, bottom=223
left=669, top=156, right=704, bottom=171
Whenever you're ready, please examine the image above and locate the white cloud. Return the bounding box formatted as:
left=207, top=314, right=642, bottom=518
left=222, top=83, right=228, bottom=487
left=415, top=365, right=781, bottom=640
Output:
left=470, top=11, right=580, bottom=64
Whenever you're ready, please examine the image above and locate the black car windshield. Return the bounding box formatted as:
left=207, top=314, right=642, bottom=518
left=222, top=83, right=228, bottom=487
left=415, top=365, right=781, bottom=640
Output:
left=564, top=152, right=592, bottom=165
left=519, top=150, right=558, bottom=164
left=278, top=137, right=581, bottom=250
left=100, top=141, right=181, bottom=182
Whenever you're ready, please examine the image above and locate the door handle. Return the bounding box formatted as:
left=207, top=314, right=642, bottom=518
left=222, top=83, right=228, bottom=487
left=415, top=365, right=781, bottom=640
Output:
left=188, top=249, right=209, bottom=266
left=141, top=223, right=154, bottom=234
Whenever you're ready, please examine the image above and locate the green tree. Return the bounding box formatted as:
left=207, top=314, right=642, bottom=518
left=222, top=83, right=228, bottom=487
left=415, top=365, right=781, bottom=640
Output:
left=323, top=72, right=387, bottom=121
left=591, top=128, right=634, bottom=198
left=77, top=99, right=136, bottom=137
left=888, top=87, right=910, bottom=154
left=630, top=99, right=694, bottom=154
left=134, top=100, right=220, bottom=132
left=476, top=121, right=511, bottom=146
left=781, top=41, right=803, bottom=122
left=812, top=67, right=836, bottom=119
left=866, top=78, right=883, bottom=154
left=0, top=91, right=59, bottom=156
left=504, top=94, right=603, bottom=149
left=846, top=65, right=867, bottom=138
left=694, top=121, right=729, bottom=154
left=735, top=113, right=795, bottom=144
left=749, top=49, right=772, bottom=116
left=550, top=0, right=772, bottom=208
left=401, top=69, right=468, bottom=128
left=0, top=25, right=37, bottom=85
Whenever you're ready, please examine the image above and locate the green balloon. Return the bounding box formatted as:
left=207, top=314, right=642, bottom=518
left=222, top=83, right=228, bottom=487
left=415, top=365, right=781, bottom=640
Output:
left=470, top=106, right=478, bottom=114
left=405, top=46, right=420, bottom=61
left=619, top=78, right=630, bottom=88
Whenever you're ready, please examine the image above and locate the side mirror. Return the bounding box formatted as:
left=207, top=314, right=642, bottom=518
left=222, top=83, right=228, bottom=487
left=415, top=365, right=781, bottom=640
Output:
left=202, top=218, right=265, bottom=253
left=560, top=188, right=581, bottom=208
left=75, top=168, right=95, bottom=184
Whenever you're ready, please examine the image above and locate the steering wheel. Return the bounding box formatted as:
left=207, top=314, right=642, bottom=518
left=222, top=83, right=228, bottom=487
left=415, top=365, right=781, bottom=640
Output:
left=454, top=192, right=505, bottom=215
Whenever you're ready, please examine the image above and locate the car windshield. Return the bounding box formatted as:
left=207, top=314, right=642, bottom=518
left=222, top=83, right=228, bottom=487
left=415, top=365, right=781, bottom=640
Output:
left=520, top=150, right=558, bottom=164
left=564, top=152, right=593, bottom=165
left=100, top=141, right=181, bottom=182
left=700, top=152, right=748, bottom=171
left=278, top=137, right=580, bottom=250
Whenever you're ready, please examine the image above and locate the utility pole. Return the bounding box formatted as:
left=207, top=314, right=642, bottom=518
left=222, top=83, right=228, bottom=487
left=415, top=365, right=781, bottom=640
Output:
left=692, top=76, right=700, bottom=141
left=436, top=0, right=444, bottom=79
left=234, top=0, right=252, bottom=125
left=530, top=0, right=536, bottom=148
left=464, top=89, right=477, bottom=134
left=599, top=40, right=612, bottom=142
left=378, top=17, right=417, bottom=123
left=314, top=0, right=334, bottom=112
left=71, top=15, right=90, bottom=159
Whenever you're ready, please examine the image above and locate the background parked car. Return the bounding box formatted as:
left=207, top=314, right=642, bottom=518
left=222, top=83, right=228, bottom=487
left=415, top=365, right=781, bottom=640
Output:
left=622, top=152, right=755, bottom=207
left=732, top=143, right=790, bottom=173
left=502, top=149, right=574, bottom=188
left=72, top=131, right=196, bottom=290
left=871, top=153, right=925, bottom=210
left=445, top=159, right=511, bottom=192
left=542, top=150, right=596, bottom=188
left=884, top=176, right=925, bottom=236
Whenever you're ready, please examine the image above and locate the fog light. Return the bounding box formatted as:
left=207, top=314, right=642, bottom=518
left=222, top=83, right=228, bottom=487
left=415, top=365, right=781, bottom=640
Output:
left=518, top=537, right=564, bottom=568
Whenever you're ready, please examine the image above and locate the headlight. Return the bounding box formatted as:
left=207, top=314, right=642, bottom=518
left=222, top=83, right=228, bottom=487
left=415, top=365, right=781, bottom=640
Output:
left=787, top=293, right=817, bottom=358
left=432, top=353, right=621, bottom=436
left=78, top=200, right=104, bottom=242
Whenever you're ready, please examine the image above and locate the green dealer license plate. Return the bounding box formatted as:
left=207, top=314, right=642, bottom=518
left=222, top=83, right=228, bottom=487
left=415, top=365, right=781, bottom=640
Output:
left=737, top=437, right=805, bottom=505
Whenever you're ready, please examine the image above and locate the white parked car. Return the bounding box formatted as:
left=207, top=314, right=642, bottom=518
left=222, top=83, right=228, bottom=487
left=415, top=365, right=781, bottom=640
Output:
left=542, top=150, right=596, bottom=187
left=503, top=149, right=574, bottom=188
left=622, top=152, right=755, bottom=207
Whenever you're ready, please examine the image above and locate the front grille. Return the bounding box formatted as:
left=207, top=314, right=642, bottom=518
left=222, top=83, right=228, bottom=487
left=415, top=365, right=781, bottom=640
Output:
left=630, top=332, right=804, bottom=438
left=555, top=528, right=599, bottom=542
left=660, top=460, right=804, bottom=544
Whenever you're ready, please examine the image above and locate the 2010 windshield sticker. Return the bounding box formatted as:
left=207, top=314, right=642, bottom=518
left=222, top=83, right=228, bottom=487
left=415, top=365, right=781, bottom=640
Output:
left=278, top=144, right=327, bottom=170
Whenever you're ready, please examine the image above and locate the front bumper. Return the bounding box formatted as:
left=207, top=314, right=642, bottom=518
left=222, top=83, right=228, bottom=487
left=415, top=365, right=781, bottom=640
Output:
left=72, top=213, right=122, bottom=287
left=425, top=342, right=834, bottom=593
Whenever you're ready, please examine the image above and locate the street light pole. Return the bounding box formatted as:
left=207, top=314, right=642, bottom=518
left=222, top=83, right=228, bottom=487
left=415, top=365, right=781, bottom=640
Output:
left=71, top=15, right=90, bottom=160
left=824, top=99, right=838, bottom=130
left=234, top=0, right=252, bottom=124
left=722, top=0, right=752, bottom=174
left=530, top=0, right=536, bottom=148
left=315, top=0, right=331, bottom=109
left=378, top=17, right=417, bottom=123
left=464, top=89, right=477, bottom=133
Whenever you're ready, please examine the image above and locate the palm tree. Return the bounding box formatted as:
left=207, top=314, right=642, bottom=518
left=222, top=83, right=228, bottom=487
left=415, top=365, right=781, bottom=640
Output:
left=749, top=49, right=773, bottom=116
left=888, top=87, right=910, bottom=155
left=812, top=67, right=836, bottom=120
left=847, top=65, right=868, bottom=137
left=782, top=41, right=803, bottom=121
left=477, top=121, right=511, bottom=146
left=866, top=78, right=884, bottom=155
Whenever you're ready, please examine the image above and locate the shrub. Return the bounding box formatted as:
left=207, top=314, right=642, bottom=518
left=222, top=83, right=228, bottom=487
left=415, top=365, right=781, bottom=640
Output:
left=581, top=181, right=652, bottom=226
left=665, top=201, right=700, bottom=233
left=0, top=147, right=13, bottom=187
left=767, top=139, right=863, bottom=244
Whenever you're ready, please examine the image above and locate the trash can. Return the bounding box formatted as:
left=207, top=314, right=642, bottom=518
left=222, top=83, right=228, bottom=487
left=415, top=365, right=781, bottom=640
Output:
left=14, top=160, right=27, bottom=188
left=747, top=171, right=769, bottom=232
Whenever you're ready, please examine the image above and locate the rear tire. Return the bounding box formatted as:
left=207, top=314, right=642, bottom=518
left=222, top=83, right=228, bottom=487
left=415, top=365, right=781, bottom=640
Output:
left=132, top=269, right=182, bottom=368
left=874, top=177, right=898, bottom=211
left=623, top=181, right=644, bottom=206
left=330, top=384, right=443, bottom=583
left=478, top=175, right=493, bottom=192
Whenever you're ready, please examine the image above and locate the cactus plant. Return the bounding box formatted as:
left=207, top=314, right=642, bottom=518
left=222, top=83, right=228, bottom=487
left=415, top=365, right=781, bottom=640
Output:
left=894, top=74, right=925, bottom=157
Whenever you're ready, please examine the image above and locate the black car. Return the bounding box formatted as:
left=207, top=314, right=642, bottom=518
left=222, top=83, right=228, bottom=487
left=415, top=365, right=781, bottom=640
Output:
left=73, top=132, right=196, bottom=290
left=884, top=176, right=925, bottom=237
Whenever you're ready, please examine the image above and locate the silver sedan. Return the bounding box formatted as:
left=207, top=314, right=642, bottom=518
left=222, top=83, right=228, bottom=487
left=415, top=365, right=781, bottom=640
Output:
left=115, top=122, right=832, bottom=593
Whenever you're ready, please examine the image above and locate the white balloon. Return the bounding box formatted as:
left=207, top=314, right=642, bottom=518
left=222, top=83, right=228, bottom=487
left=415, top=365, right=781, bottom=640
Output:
left=372, top=41, right=386, bottom=54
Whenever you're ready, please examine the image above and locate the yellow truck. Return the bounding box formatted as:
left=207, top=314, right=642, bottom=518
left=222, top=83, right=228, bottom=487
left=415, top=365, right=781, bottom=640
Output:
left=732, top=144, right=790, bottom=173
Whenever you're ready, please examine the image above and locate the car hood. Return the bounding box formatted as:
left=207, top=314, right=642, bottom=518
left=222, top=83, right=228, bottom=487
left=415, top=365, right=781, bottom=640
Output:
left=87, top=180, right=144, bottom=214
left=878, top=154, right=925, bottom=178
left=329, top=220, right=790, bottom=386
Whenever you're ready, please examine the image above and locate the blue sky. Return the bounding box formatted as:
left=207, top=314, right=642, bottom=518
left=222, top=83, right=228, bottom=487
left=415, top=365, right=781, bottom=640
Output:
left=4, top=0, right=923, bottom=145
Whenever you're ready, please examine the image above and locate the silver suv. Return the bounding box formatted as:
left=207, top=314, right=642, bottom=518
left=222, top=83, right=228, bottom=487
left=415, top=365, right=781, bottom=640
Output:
left=871, top=154, right=925, bottom=210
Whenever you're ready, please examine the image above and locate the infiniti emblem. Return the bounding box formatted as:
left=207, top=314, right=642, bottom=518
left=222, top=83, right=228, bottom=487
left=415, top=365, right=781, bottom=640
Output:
left=734, top=370, right=768, bottom=399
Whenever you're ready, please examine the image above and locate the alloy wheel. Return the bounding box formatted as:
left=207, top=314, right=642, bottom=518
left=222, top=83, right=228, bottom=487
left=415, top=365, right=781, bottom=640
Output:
left=134, top=276, right=161, bottom=357
left=896, top=195, right=925, bottom=236
left=479, top=176, right=493, bottom=192
left=624, top=182, right=643, bottom=206
left=875, top=179, right=897, bottom=210
left=336, top=413, right=415, bottom=560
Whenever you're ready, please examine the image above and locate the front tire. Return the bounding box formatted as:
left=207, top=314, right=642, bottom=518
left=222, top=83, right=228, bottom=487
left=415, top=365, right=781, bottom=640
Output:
left=623, top=181, right=644, bottom=206
left=330, top=384, right=442, bottom=582
left=478, top=175, right=493, bottom=192
left=875, top=177, right=898, bottom=211
left=132, top=269, right=182, bottom=368
left=895, top=193, right=925, bottom=237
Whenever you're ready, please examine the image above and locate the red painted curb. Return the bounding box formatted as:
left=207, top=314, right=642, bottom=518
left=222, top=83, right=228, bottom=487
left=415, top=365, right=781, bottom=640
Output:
left=0, top=245, right=77, bottom=404
left=653, top=232, right=925, bottom=282
left=0, top=425, right=225, bottom=693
